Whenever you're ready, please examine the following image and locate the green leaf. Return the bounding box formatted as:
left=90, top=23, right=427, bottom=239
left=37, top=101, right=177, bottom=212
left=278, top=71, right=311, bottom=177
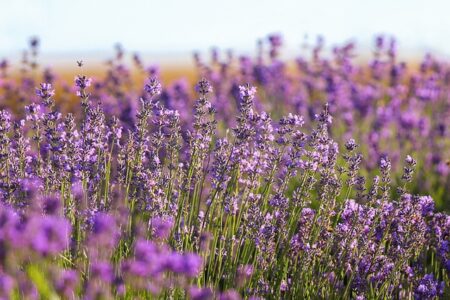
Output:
left=26, top=264, right=59, bottom=300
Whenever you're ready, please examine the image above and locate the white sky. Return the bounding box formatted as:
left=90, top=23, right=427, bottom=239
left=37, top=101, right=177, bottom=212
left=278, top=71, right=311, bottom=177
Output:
left=0, top=0, right=449, bottom=58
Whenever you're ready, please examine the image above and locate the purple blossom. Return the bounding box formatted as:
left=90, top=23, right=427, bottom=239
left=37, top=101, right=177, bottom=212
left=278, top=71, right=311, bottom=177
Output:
left=144, top=77, right=162, bottom=97
left=166, top=253, right=202, bottom=277
left=88, top=213, right=119, bottom=253
left=150, top=216, right=174, bottom=239
left=0, top=273, right=14, bottom=298
left=27, top=215, right=71, bottom=256
left=418, top=196, right=435, bottom=217
left=414, top=274, right=444, bottom=299
left=35, top=83, right=55, bottom=100
left=55, top=270, right=79, bottom=298
left=74, top=75, right=92, bottom=89
left=239, top=84, right=257, bottom=100
left=195, top=78, right=213, bottom=95
left=345, top=138, right=357, bottom=151
left=90, top=261, right=114, bottom=283
left=189, top=286, right=214, bottom=300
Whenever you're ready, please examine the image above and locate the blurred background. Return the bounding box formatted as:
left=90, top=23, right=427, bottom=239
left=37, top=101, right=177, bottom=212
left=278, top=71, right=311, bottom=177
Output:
left=1, top=0, right=450, bottom=69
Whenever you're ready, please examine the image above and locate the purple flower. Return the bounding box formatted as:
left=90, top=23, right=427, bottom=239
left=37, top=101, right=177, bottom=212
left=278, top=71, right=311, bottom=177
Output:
left=90, top=261, right=114, bottom=283
left=28, top=215, right=71, bottom=256
left=414, top=274, right=444, bottom=299
left=345, top=138, right=357, bottom=151
left=144, top=77, right=162, bottom=97
left=166, top=253, right=202, bottom=277
left=195, top=78, right=213, bottom=96
left=42, top=194, right=62, bottom=215
left=0, top=206, right=23, bottom=248
left=406, top=155, right=416, bottom=165
left=380, top=157, right=391, bottom=170
left=189, top=286, right=214, bottom=300
left=150, top=216, right=174, bottom=239
left=74, top=75, right=92, bottom=89
left=418, top=196, right=435, bottom=217
left=239, top=84, right=257, bottom=100
left=445, top=259, right=450, bottom=273
left=0, top=273, right=14, bottom=298
left=55, top=270, right=79, bottom=298
left=88, top=213, right=118, bottom=251
left=35, top=83, right=55, bottom=98
left=122, top=239, right=165, bottom=278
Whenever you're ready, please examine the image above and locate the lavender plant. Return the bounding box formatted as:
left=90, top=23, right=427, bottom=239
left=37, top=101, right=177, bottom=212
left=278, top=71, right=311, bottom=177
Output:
left=0, top=36, right=448, bottom=299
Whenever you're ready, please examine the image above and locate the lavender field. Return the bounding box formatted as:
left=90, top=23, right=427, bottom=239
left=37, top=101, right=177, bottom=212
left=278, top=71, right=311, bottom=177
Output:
left=0, top=34, right=449, bottom=299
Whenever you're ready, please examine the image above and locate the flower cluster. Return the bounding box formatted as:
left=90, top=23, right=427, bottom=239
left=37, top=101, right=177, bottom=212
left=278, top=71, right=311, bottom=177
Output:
left=0, top=35, right=448, bottom=299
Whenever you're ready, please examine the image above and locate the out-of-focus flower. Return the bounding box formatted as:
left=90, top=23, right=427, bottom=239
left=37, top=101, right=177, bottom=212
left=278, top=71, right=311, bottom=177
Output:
left=144, top=77, right=162, bottom=97
left=28, top=215, right=71, bottom=256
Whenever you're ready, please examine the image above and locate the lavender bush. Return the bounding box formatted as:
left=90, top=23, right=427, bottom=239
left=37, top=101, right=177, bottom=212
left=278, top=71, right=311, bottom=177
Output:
left=0, top=36, right=448, bottom=299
